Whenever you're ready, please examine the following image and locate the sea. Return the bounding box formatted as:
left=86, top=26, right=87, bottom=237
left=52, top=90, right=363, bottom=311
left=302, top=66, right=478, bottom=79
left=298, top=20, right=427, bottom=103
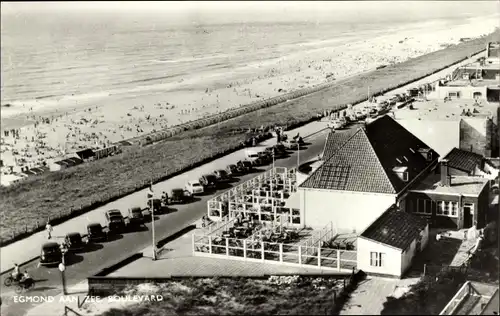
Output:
left=1, top=1, right=499, bottom=108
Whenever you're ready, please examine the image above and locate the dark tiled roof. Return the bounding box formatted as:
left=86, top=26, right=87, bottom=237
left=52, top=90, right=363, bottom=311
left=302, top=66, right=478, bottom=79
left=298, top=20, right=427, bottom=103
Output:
left=301, top=128, right=395, bottom=193
left=361, top=205, right=428, bottom=250
left=322, top=129, right=356, bottom=160
left=300, top=115, right=439, bottom=194
left=444, top=147, right=483, bottom=173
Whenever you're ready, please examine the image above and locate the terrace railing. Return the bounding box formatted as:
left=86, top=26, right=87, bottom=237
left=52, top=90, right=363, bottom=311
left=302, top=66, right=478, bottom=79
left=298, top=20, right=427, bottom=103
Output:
left=192, top=234, right=357, bottom=271
left=207, top=167, right=297, bottom=222
left=299, top=222, right=337, bottom=257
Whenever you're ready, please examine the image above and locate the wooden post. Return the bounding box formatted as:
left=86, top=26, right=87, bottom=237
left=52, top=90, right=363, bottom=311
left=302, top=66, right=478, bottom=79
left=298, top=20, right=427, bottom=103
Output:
left=337, top=250, right=341, bottom=270
left=423, top=264, right=427, bottom=276
left=279, top=244, right=283, bottom=262
left=209, top=236, right=213, bottom=254
left=243, top=240, right=247, bottom=259
left=298, top=245, right=302, bottom=265
left=318, top=246, right=321, bottom=267
left=261, top=241, right=265, bottom=261
left=226, top=238, right=229, bottom=256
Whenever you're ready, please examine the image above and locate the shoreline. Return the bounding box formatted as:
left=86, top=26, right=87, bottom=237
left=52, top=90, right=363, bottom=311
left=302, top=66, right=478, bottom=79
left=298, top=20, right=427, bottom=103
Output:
left=1, top=18, right=498, bottom=172
left=0, top=30, right=495, bottom=244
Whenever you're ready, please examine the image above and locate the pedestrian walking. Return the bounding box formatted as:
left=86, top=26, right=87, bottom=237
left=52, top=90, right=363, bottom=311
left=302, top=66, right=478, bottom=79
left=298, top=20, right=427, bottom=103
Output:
left=46, top=221, right=53, bottom=240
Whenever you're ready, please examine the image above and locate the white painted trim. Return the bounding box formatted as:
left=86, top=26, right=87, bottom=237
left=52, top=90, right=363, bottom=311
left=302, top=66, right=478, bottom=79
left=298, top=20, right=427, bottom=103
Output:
left=397, top=158, right=439, bottom=199
left=357, top=236, right=404, bottom=252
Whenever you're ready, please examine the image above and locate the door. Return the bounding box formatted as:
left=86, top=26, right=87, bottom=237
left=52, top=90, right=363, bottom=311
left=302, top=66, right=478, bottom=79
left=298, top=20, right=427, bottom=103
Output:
left=463, top=203, right=474, bottom=228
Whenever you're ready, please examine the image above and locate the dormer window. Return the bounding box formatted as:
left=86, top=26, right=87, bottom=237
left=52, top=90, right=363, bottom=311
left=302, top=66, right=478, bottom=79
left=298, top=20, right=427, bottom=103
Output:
left=418, top=148, right=432, bottom=161
left=393, top=166, right=409, bottom=182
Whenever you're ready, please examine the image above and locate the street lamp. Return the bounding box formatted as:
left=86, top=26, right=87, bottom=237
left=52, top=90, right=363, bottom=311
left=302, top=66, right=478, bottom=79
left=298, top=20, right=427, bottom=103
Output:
left=147, top=181, right=157, bottom=261
left=58, top=263, right=67, bottom=295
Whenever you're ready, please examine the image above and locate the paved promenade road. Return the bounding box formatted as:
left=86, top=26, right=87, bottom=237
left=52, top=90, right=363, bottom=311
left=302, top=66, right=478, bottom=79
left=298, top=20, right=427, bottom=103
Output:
left=0, top=121, right=333, bottom=316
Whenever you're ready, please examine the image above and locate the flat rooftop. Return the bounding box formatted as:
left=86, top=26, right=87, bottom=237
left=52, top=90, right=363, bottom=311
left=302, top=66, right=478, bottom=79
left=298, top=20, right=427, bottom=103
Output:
left=393, top=99, right=499, bottom=121
left=461, top=61, right=500, bottom=70
left=410, top=173, right=489, bottom=197
left=442, top=79, right=500, bottom=88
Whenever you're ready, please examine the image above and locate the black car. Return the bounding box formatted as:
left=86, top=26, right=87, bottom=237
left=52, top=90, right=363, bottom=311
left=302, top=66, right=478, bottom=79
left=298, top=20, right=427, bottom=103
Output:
left=128, top=207, right=144, bottom=226
left=170, top=188, right=192, bottom=204
left=147, top=198, right=162, bottom=212
left=87, top=223, right=107, bottom=243
left=199, top=174, right=217, bottom=190
left=64, top=232, right=85, bottom=251
left=213, top=169, right=230, bottom=182
left=226, top=164, right=240, bottom=176
left=237, top=160, right=253, bottom=172
left=39, top=242, right=63, bottom=266
left=105, top=209, right=126, bottom=233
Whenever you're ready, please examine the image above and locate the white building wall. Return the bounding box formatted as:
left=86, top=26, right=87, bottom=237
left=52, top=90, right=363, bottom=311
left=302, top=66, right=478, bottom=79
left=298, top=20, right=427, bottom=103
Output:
left=401, top=239, right=417, bottom=276
left=357, top=237, right=402, bottom=277
left=299, top=188, right=395, bottom=233
left=433, top=85, right=488, bottom=100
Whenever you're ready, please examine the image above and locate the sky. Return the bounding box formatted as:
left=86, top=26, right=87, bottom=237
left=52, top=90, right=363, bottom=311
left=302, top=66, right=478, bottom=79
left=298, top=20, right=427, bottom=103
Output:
left=1, top=1, right=499, bottom=25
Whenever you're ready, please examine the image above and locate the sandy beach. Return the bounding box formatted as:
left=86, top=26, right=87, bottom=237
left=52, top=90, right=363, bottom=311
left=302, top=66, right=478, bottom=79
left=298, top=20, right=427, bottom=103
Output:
left=1, top=16, right=498, bottom=171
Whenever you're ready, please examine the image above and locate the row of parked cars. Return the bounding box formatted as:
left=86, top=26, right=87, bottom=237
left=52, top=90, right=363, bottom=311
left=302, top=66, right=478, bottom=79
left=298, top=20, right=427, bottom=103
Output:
left=38, top=143, right=295, bottom=266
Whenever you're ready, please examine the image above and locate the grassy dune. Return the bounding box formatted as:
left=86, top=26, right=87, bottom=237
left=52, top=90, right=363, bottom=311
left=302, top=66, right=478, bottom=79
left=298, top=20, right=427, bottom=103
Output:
left=0, top=32, right=498, bottom=243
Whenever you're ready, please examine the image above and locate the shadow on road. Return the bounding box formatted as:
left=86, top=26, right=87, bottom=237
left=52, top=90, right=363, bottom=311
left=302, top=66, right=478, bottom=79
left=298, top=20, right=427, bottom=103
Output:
left=103, top=233, right=123, bottom=243
left=64, top=254, right=84, bottom=266
left=78, top=243, right=104, bottom=254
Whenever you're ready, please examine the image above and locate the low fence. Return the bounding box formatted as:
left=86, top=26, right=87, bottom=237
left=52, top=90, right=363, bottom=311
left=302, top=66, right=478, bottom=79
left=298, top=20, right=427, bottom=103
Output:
left=299, top=222, right=337, bottom=255
left=192, top=234, right=357, bottom=271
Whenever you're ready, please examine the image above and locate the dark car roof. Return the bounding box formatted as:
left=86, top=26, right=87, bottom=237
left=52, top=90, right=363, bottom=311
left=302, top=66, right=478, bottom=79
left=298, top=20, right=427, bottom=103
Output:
left=87, top=223, right=102, bottom=228
left=130, top=207, right=142, bottom=212
left=67, top=232, right=81, bottom=238
left=228, top=164, right=236, bottom=167
left=171, top=188, right=184, bottom=193
left=107, top=210, right=122, bottom=216
left=203, top=174, right=216, bottom=179
left=42, top=242, right=59, bottom=249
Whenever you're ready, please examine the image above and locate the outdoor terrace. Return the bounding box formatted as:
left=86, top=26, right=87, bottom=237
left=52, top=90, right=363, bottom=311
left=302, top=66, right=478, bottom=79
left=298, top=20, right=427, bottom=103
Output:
left=393, top=99, right=498, bottom=121
left=193, top=218, right=358, bottom=272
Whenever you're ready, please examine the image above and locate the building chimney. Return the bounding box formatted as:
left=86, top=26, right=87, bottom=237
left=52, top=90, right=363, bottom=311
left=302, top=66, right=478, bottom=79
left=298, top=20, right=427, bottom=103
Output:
left=440, top=159, right=451, bottom=187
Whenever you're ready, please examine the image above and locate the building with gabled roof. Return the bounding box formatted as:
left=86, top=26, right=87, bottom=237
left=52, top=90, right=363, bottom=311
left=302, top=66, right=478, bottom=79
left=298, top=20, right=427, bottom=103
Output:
left=357, top=204, right=429, bottom=278
left=298, top=115, right=439, bottom=232
left=443, top=147, right=499, bottom=179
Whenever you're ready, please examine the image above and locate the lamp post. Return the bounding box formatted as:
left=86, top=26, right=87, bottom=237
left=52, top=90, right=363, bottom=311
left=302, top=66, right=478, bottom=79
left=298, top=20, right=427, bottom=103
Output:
left=58, top=263, right=67, bottom=295
left=297, top=142, right=300, bottom=168
left=147, top=181, right=157, bottom=261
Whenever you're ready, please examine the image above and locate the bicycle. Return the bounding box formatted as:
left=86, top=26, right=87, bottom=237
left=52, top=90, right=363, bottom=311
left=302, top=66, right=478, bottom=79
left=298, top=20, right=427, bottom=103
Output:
left=3, top=274, right=21, bottom=287
left=15, top=279, right=35, bottom=294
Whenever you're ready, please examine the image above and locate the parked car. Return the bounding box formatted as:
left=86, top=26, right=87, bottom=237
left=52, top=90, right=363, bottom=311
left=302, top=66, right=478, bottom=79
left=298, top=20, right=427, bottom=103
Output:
left=199, top=174, right=218, bottom=190
left=185, top=180, right=204, bottom=195
left=39, top=242, right=63, bottom=266
left=282, top=139, right=300, bottom=150
left=128, top=207, right=144, bottom=227
left=87, top=223, right=107, bottom=243
left=328, top=119, right=344, bottom=130
left=213, top=169, right=231, bottom=182
left=237, top=160, right=253, bottom=172
left=354, top=111, right=365, bottom=120
left=105, top=209, right=126, bottom=233
left=226, top=164, right=240, bottom=176
left=146, top=198, right=162, bottom=213
left=64, top=232, right=85, bottom=251
left=170, top=188, right=192, bottom=204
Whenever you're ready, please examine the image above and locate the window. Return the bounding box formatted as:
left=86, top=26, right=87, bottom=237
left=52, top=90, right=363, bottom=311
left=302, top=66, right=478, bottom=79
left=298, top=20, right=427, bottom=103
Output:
left=370, top=252, right=385, bottom=267
left=415, top=199, right=433, bottom=215
left=436, top=201, right=458, bottom=217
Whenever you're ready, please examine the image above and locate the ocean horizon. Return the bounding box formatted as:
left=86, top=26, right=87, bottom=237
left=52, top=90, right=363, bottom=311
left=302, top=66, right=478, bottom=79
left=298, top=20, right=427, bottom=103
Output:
left=1, top=1, right=499, bottom=107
